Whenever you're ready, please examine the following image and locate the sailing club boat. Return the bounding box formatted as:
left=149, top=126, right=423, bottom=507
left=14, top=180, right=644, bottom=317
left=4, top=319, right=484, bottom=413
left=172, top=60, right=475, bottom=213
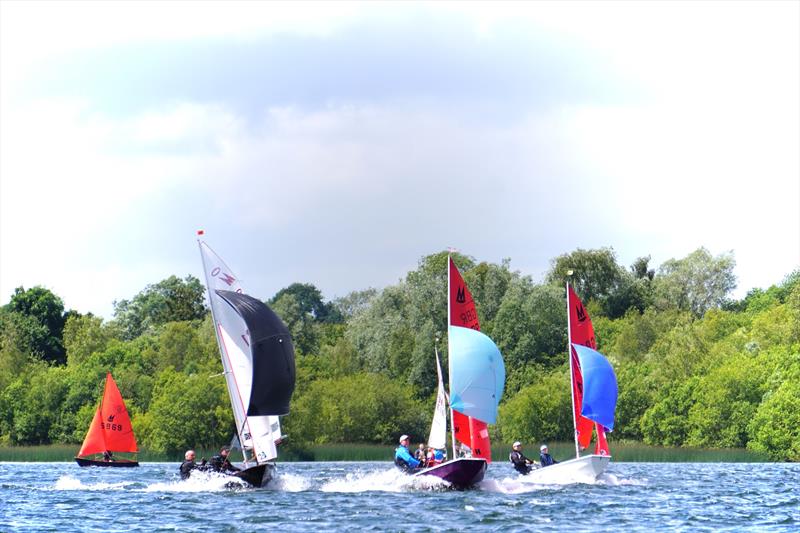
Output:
left=75, top=372, right=139, bottom=467
left=198, top=237, right=296, bottom=488
left=526, top=283, right=618, bottom=481
left=412, top=256, right=506, bottom=488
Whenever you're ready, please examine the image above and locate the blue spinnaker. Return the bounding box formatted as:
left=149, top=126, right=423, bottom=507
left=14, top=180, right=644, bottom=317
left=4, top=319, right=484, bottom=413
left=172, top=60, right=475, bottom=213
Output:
left=449, top=326, right=505, bottom=424
left=572, top=343, right=618, bottom=431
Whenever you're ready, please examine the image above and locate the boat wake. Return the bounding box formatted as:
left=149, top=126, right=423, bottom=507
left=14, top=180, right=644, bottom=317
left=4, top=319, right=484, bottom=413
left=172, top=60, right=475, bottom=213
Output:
left=53, top=475, right=136, bottom=491
left=268, top=472, right=313, bottom=492
left=142, top=471, right=251, bottom=492
left=478, top=471, right=644, bottom=494
left=321, top=467, right=451, bottom=493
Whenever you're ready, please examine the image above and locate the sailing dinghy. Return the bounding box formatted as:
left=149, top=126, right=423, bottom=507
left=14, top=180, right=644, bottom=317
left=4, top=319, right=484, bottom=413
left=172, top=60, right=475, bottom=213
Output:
left=412, top=256, right=505, bottom=489
left=525, top=284, right=617, bottom=482
left=198, top=238, right=296, bottom=487
left=75, top=372, right=139, bottom=467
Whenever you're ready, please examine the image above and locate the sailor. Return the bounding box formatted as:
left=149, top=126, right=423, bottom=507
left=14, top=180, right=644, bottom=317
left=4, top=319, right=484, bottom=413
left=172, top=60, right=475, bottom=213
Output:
left=508, top=441, right=535, bottom=474
left=394, top=435, right=421, bottom=472
left=414, top=443, right=427, bottom=465
left=103, top=450, right=114, bottom=462
left=209, top=446, right=241, bottom=474
left=539, top=444, right=559, bottom=467
left=179, top=449, right=206, bottom=480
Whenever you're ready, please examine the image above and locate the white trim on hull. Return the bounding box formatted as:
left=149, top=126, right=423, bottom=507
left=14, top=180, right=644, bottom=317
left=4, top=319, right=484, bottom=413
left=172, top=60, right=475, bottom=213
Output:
left=524, top=454, right=610, bottom=483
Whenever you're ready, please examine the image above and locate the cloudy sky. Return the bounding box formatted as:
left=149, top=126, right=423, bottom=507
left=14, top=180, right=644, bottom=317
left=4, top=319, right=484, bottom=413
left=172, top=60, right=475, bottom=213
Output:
left=1, top=1, right=798, bottom=318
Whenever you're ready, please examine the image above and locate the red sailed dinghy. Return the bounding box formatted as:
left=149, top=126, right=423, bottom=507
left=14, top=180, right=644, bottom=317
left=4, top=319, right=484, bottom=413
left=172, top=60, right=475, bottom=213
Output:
left=411, top=256, right=505, bottom=489
left=75, top=373, right=139, bottom=467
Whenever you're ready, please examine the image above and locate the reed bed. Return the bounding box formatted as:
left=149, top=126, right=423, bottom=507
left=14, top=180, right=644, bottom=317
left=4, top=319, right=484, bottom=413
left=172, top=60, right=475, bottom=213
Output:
left=0, top=442, right=769, bottom=463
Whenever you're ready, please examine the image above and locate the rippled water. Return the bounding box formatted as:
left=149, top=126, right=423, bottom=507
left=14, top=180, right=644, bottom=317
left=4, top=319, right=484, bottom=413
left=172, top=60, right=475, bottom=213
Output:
left=0, top=461, right=797, bottom=531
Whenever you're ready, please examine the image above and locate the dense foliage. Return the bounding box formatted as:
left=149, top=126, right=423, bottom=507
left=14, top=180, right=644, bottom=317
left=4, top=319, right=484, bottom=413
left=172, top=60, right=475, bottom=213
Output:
left=1, top=248, right=798, bottom=461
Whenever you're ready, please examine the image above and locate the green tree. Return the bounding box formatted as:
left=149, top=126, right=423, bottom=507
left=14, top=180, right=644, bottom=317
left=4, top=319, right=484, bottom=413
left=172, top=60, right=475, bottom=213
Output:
left=63, top=313, right=113, bottom=367
left=747, top=362, right=800, bottom=461
left=4, top=286, right=68, bottom=364
left=112, top=275, right=206, bottom=340
left=271, top=282, right=342, bottom=323
left=640, top=377, right=699, bottom=446
left=651, top=248, right=736, bottom=317
left=285, top=372, right=427, bottom=445
left=491, top=279, right=565, bottom=394
left=497, top=370, right=572, bottom=443
left=138, top=369, right=231, bottom=454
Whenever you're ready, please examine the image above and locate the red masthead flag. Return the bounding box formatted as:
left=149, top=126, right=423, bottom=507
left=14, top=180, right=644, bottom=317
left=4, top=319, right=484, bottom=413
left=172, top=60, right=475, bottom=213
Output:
left=448, top=257, right=492, bottom=462
left=197, top=229, right=205, bottom=236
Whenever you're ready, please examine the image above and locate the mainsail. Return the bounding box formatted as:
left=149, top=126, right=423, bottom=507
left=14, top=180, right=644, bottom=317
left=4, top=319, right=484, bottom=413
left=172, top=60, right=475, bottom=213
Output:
left=448, top=256, right=505, bottom=463
left=77, top=373, right=138, bottom=457
left=199, top=240, right=293, bottom=464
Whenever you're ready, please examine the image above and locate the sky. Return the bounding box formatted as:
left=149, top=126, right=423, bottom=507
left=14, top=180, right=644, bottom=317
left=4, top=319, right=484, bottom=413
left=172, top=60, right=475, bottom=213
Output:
left=1, top=1, right=798, bottom=318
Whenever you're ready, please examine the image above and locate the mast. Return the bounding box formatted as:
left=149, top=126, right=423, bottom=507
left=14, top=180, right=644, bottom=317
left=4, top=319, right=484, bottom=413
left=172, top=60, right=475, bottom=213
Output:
left=567, top=281, right=580, bottom=459
left=448, top=253, right=457, bottom=461
left=197, top=237, right=254, bottom=467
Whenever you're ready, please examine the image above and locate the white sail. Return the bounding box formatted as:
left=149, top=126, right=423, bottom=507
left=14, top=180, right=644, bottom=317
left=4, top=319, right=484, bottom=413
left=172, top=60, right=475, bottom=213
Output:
left=199, top=241, right=282, bottom=463
left=427, top=347, right=448, bottom=450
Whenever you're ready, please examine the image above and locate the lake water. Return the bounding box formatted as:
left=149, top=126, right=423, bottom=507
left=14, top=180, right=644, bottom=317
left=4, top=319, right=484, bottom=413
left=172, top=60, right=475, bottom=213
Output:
left=0, top=461, right=797, bottom=531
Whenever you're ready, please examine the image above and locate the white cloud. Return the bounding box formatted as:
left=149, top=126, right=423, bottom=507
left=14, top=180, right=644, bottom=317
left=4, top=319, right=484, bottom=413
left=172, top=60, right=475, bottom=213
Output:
left=1, top=1, right=797, bottom=316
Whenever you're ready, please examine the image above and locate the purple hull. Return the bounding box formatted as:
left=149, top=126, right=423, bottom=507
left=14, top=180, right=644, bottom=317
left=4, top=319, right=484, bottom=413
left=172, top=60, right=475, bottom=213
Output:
left=75, top=457, right=139, bottom=467
left=412, top=458, right=487, bottom=488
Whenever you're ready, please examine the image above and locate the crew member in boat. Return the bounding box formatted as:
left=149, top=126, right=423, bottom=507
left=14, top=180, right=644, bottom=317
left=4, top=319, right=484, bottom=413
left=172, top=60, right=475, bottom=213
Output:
left=508, top=442, right=536, bottom=474
left=414, top=443, right=427, bottom=464
left=179, top=449, right=207, bottom=480
left=209, top=446, right=240, bottom=474
left=539, top=444, right=559, bottom=467
left=426, top=447, right=446, bottom=467
left=394, top=435, right=421, bottom=472
left=103, top=451, right=114, bottom=462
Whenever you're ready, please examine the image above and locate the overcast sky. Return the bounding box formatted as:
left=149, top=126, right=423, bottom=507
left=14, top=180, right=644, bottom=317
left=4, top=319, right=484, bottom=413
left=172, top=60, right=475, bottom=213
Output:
left=1, top=1, right=798, bottom=318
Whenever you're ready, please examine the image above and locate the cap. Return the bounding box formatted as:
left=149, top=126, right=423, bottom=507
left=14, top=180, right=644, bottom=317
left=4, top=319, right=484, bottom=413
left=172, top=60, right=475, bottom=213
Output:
left=540, top=445, right=548, bottom=451
left=513, top=441, right=521, bottom=447
left=399, top=434, right=409, bottom=443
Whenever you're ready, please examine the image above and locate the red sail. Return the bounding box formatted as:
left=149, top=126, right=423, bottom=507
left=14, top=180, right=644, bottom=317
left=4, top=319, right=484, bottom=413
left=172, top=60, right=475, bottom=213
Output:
left=77, top=406, right=105, bottom=457
left=449, top=257, right=491, bottom=462
left=567, top=285, right=598, bottom=450
left=449, top=257, right=480, bottom=331
left=77, top=373, right=138, bottom=457
left=595, top=424, right=610, bottom=456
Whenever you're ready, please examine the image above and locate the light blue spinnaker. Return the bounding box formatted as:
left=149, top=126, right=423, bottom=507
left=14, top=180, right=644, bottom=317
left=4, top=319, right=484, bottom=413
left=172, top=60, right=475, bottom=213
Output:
left=448, top=325, right=505, bottom=424
left=572, top=343, right=618, bottom=431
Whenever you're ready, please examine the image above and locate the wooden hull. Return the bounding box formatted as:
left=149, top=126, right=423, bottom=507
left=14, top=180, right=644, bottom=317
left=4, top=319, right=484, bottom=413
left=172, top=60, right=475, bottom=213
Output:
left=75, top=457, right=139, bottom=468
left=412, top=457, right=487, bottom=489
left=232, top=463, right=275, bottom=488
left=525, top=454, right=610, bottom=482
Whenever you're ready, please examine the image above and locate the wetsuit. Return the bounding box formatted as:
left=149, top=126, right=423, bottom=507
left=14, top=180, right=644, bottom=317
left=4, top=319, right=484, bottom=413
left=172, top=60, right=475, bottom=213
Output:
left=180, top=460, right=198, bottom=480
left=394, top=445, right=421, bottom=472
left=209, top=454, right=240, bottom=474
left=509, top=450, right=533, bottom=474
left=540, top=452, right=558, bottom=467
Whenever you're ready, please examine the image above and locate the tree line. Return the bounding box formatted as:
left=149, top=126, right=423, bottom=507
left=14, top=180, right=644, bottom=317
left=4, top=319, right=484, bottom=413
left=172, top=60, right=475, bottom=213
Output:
left=0, top=247, right=798, bottom=461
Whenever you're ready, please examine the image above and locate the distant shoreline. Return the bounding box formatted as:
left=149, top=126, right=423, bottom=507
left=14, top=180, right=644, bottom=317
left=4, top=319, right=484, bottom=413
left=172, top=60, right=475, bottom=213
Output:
left=0, top=441, right=771, bottom=463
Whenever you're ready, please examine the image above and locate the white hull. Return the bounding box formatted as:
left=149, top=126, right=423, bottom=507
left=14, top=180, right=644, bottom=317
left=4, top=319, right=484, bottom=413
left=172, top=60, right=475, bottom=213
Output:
left=525, top=454, right=610, bottom=483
